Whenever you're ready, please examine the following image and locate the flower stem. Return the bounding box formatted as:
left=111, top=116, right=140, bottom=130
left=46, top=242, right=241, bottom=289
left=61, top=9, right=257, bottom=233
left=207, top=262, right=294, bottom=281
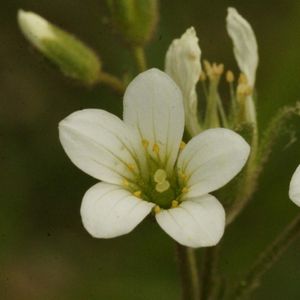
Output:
left=98, top=71, right=125, bottom=94
left=133, top=46, right=147, bottom=72
left=176, top=243, right=201, bottom=300
left=231, top=212, right=300, bottom=300
left=200, top=245, right=221, bottom=300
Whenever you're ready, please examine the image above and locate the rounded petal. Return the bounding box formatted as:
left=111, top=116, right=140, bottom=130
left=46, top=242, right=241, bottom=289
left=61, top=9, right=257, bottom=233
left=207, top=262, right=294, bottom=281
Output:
left=59, top=109, right=146, bottom=184
left=81, top=182, right=154, bottom=238
left=155, top=194, right=225, bottom=248
left=123, top=68, right=184, bottom=173
left=226, top=7, right=258, bottom=86
left=177, top=128, right=250, bottom=198
left=289, top=165, right=300, bottom=206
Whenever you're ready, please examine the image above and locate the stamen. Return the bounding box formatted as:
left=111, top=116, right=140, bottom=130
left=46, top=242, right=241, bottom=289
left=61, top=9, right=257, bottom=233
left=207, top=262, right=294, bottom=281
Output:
left=171, top=200, right=179, bottom=208
left=199, top=71, right=207, bottom=81
left=238, top=73, right=248, bottom=85
left=179, top=171, right=188, bottom=181
left=142, top=139, right=149, bottom=149
left=179, top=141, right=186, bottom=151
left=127, top=163, right=135, bottom=171
left=182, top=187, right=189, bottom=194
left=152, top=143, right=160, bottom=154
left=226, top=70, right=235, bottom=83
left=133, top=190, right=142, bottom=198
left=154, top=205, right=161, bottom=214
left=237, top=84, right=253, bottom=97
left=122, top=179, right=129, bottom=187
left=154, top=169, right=167, bottom=183
left=155, top=180, right=170, bottom=193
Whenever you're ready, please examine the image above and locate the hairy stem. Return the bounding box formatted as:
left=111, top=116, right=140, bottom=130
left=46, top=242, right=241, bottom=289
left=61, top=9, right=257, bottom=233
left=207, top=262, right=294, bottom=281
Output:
left=200, top=245, right=221, bottom=300
left=232, top=213, right=300, bottom=300
left=176, top=243, right=201, bottom=300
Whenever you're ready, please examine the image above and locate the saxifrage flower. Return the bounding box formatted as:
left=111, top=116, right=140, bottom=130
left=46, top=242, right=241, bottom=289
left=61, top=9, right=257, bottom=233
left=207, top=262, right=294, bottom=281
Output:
left=59, top=69, right=250, bottom=248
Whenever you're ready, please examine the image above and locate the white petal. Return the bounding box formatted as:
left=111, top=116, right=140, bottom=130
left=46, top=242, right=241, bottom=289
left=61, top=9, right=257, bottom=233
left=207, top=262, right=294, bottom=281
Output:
left=59, top=109, right=146, bottom=184
left=156, top=194, right=225, bottom=248
left=165, top=27, right=201, bottom=135
left=289, top=165, right=300, bottom=207
left=177, top=128, right=250, bottom=197
left=123, top=68, right=184, bottom=173
left=81, top=182, right=154, bottom=238
left=226, top=7, right=258, bottom=86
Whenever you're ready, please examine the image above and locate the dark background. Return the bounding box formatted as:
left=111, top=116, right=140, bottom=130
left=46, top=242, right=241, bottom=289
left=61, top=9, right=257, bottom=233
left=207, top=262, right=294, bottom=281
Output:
left=1, top=0, right=300, bottom=299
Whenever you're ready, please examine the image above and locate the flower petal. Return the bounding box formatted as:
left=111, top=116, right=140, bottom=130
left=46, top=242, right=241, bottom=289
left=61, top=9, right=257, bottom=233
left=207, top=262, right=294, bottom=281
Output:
left=59, top=109, right=146, bottom=184
left=289, top=165, right=300, bottom=207
left=81, top=182, right=154, bottom=238
left=156, top=194, right=225, bottom=248
left=226, top=7, right=258, bottom=86
left=165, top=27, right=202, bottom=135
left=177, top=128, right=250, bottom=197
left=123, top=68, right=184, bottom=173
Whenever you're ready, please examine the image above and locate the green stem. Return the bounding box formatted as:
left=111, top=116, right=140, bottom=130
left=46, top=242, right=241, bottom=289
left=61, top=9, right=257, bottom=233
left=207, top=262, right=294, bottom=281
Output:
left=232, top=212, right=300, bottom=300
left=176, top=243, right=201, bottom=300
left=133, top=46, right=147, bottom=72
left=204, top=80, right=220, bottom=128
left=200, top=245, right=221, bottom=300
left=226, top=128, right=258, bottom=225
left=98, top=71, right=125, bottom=94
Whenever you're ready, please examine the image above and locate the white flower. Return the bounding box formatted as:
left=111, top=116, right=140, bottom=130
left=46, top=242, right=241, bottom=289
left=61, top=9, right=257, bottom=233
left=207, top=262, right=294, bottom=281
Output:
left=165, top=27, right=202, bottom=136
left=289, top=165, right=300, bottom=206
left=226, top=7, right=258, bottom=124
left=59, top=69, right=250, bottom=248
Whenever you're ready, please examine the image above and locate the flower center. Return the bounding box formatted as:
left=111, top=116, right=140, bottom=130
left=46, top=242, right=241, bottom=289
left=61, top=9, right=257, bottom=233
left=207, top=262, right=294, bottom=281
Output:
left=123, top=139, right=189, bottom=210
left=154, top=169, right=170, bottom=193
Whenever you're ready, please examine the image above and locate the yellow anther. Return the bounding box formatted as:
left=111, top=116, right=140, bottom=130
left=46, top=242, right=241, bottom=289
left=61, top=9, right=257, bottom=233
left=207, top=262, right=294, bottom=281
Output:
left=237, top=84, right=253, bottom=97
left=226, top=70, right=235, bottom=83
left=152, top=143, right=160, bottom=154
left=171, top=200, right=179, bottom=208
left=238, top=73, right=248, bottom=85
left=199, top=71, right=207, bottom=81
left=155, top=180, right=170, bottom=193
left=179, top=141, right=186, bottom=151
left=154, top=205, right=161, bottom=214
left=203, top=60, right=212, bottom=73
left=203, top=60, right=224, bottom=80
left=122, top=179, right=129, bottom=187
left=182, top=187, right=189, bottom=194
left=133, top=190, right=142, bottom=198
left=154, top=169, right=167, bottom=183
left=180, top=172, right=188, bottom=181
left=142, top=139, right=149, bottom=149
left=127, top=163, right=135, bottom=171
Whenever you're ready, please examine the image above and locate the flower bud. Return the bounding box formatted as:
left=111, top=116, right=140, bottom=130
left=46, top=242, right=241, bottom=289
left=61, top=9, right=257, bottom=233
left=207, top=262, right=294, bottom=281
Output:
left=18, top=10, right=101, bottom=85
left=165, top=27, right=202, bottom=135
left=106, top=0, right=159, bottom=46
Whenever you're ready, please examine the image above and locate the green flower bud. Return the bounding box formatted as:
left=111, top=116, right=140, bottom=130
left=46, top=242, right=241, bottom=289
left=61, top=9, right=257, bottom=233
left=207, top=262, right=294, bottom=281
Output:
left=106, top=0, right=159, bottom=46
left=18, top=10, right=101, bottom=85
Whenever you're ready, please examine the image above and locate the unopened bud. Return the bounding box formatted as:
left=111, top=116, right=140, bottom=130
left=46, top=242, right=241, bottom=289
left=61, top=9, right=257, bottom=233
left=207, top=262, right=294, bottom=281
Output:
left=18, top=10, right=101, bottom=85
left=106, top=0, right=159, bottom=46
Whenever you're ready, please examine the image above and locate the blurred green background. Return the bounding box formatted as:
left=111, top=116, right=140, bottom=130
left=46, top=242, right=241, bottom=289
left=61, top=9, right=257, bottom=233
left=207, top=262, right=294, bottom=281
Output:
left=1, top=0, right=300, bottom=299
